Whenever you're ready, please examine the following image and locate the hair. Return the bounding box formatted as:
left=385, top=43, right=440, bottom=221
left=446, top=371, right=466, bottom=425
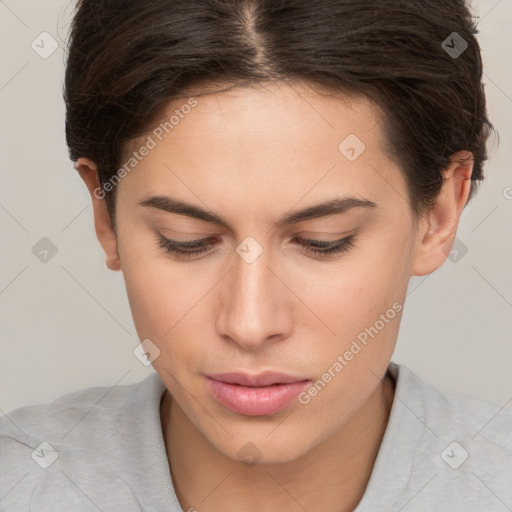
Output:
left=64, top=0, right=496, bottom=232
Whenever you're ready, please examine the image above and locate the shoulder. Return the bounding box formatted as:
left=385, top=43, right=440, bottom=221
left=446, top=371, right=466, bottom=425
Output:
left=0, top=375, right=150, bottom=445
left=391, top=362, right=512, bottom=450
left=0, top=373, right=164, bottom=510
left=386, top=362, right=512, bottom=509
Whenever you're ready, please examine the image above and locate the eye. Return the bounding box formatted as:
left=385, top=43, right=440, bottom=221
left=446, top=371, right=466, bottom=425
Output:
left=293, top=235, right=356, bottom=256
left=156, top=233, right=218, bottom=259
left=155, top=233, right=357, bottom=259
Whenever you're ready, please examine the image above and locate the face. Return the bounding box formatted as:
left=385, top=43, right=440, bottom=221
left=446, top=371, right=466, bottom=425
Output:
left=88, top=82, right=435, bottom=463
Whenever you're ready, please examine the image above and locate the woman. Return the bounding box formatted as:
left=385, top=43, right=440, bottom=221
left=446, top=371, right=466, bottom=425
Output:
left=1, top=0, right=510, bottom=510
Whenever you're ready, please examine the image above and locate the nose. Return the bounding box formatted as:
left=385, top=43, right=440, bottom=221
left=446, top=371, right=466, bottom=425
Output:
left=215, top=244, right=293, bottom=351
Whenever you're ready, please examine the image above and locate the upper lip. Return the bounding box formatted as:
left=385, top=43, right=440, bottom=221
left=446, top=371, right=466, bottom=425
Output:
left=206, top=371, right=310, bottom=387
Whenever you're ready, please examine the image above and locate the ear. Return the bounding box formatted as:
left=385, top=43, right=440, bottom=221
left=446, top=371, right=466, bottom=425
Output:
left=75, top=158, right=122, bottom=272
left=411, top=150, right=474, bottom=276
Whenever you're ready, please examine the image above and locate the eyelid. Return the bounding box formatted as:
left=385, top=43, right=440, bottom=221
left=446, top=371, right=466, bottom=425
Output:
left=158, top=226, right=218, bottom=238
left=155, top=231, right=356, bottom=260
left=295, top=230, right=354, bottom=239
left=158, top=232, right=352, bottom=245
left=170, top=236, right=217, bottom=245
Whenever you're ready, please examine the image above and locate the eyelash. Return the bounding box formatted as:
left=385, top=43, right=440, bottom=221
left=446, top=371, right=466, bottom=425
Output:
left=156, top=233, right=356, bottom=259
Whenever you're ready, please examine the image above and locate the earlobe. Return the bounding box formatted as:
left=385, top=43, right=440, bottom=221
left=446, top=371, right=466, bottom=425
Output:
left=75, top=158, right=122, bottom=272
left=410, top=151, right=474, bottom=277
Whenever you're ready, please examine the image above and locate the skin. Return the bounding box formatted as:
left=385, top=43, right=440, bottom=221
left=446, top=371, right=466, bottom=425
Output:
left=77, top=82, right=473, bottom=512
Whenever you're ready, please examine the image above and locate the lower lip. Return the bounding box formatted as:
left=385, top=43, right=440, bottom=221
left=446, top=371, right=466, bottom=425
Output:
left=206, top=377, right=311, bottom=416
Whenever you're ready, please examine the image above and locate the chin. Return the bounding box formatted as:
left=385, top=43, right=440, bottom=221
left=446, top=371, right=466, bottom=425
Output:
left=209, top=427, right=314, bottom=467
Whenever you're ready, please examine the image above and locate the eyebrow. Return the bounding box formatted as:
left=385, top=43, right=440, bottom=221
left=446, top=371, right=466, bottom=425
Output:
left=138, top=194, right=377, bottom=231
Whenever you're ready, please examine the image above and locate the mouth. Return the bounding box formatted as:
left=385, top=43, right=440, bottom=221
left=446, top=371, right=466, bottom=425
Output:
left=205, top=371, right=311, bottom=416
left=206, top=371, right=309, bottom=387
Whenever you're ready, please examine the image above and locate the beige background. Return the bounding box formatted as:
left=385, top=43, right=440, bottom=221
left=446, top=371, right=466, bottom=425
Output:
left=0, top=0, right=511, bottom=413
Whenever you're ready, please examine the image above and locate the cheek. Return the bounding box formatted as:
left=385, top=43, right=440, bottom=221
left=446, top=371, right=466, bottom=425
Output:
left=298, top=247, right=407, bottom=338
left=122, top=260, right=198, bottom=341
left=121, top=246, right=218, bottom=378
left=117, top=223, right=200, bottom=335
left=296, top=261, right=405, bottom=423
left=295, top=240, right=408, bottom=394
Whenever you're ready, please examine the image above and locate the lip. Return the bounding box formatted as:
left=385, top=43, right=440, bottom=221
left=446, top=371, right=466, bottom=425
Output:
left=206, top=371, right=308, bottom=387
left=205, top=372, right=311, bottom=416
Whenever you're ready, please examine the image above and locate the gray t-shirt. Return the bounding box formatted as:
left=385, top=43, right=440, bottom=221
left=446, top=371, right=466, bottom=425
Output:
left=1, top=362, right=511, bottom=511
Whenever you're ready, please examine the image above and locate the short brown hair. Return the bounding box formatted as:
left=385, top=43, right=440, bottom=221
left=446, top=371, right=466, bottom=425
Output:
left=64, top=0, right=495, bottom=230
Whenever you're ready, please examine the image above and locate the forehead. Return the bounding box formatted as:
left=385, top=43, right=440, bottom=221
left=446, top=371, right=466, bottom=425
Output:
left=117, top=82, right=402, bottom=216
left=122, top=81, right=387, bottom=159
